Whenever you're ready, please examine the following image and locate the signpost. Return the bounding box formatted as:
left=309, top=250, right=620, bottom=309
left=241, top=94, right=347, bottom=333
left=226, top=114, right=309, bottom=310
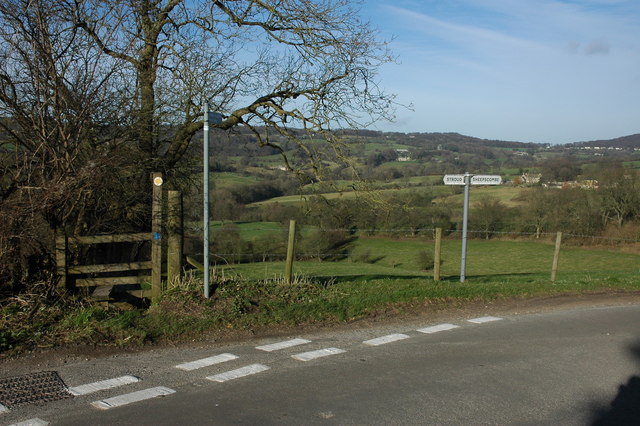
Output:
left=443, top=172, right=502, bottom=282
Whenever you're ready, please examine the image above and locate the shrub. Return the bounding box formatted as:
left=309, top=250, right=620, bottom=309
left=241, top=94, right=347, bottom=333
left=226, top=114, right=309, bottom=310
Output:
left=415, top=250, right=435, bottom=271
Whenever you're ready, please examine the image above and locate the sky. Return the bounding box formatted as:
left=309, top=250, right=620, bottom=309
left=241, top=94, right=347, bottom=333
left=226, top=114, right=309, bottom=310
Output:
left=362, top=0, right=640, bottom=144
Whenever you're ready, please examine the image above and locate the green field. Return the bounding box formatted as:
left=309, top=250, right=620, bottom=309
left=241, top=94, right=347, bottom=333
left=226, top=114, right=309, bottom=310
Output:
left=210, top=221, right=285, bottom=239
left=434, top=185, right=527, bottom=207
left=212, top=172, right=260, bottom=188
left=251, top=184, right=457, bottom=206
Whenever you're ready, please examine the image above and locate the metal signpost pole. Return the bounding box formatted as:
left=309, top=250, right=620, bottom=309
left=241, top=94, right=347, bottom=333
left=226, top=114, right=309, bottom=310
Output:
left=203, top=102, right=210, bottom=298
left=460, top=172, right=471, bottom=283
left=443, top=173, right=501, bottom=283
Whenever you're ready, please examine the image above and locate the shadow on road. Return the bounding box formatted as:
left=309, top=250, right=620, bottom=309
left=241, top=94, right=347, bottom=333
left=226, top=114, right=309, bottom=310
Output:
left=590, top=343, right=640, bottom=425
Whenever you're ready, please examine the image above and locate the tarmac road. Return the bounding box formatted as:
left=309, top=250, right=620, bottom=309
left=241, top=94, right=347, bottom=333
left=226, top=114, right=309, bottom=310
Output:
left=2, top=300, right=640, bottom=425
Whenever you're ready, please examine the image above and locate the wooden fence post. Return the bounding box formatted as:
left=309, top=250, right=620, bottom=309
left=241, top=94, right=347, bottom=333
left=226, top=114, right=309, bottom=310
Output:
left=434, top=227, right=442, bottom=281
left=55, top=229, right=68, bottom=290
left=167, top=190, right=183, bottom=287
left=285, top=220, right=297, bottom=284
left=151, top=172, right=163, bottom=299
left=551, top=231, right=562, bottom=282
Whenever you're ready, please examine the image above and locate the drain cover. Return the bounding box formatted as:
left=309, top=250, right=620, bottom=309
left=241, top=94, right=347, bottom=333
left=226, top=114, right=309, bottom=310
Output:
left=0, top=371, right=71, bottom=408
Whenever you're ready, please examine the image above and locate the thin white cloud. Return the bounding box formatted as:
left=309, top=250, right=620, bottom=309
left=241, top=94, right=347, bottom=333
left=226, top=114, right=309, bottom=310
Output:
left=385, top=5, right=545, bottom=53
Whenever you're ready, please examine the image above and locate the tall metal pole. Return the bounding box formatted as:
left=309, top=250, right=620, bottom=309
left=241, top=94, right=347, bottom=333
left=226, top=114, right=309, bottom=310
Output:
left=203, top=102, right=210, bottom=298
left=460, top=172, right=471, bottom=283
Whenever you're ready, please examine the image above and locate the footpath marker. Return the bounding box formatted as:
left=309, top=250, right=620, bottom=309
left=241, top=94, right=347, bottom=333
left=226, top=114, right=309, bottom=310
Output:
left=443, top=173, right=502, bottom=282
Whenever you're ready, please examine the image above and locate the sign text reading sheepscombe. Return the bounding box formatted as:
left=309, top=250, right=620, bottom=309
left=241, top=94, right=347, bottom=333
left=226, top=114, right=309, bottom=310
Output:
left=470, top=175, right=502, bottom=185
left=443, top=174, right=502, bottom=185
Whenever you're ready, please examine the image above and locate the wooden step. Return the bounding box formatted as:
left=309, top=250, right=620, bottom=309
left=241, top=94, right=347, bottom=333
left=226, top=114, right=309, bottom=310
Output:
left=69, top=261, right=152, bottom=274
left=91, top=285, right=114, bottom=301
left=75, top=275, right=151, bottom=287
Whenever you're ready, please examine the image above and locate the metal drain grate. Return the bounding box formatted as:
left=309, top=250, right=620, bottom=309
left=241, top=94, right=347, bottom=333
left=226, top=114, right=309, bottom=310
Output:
left=0, top=371, right=71, bottom=408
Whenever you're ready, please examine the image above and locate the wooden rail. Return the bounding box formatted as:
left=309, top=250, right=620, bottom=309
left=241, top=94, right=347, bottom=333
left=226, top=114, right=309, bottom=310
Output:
left=69, top=233, right=153, bottom=244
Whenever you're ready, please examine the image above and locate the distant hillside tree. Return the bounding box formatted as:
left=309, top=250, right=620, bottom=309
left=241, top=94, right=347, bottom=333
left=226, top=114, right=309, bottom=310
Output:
left=597, top=164, right=639, bottom=227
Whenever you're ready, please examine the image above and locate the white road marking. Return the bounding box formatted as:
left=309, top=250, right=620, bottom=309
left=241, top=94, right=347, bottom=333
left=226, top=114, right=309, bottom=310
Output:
left=67, top=375, right=141, bottom=396
left=417, top=323, right=460, bottom=334
left=363, top=333, right=410, bottom=346
left=9, top=419, right=49, bottom=426
left=206, top=364, right=270, bottom=383
left=175, top=353, right=239, bottom=371
left=256, top=338, right=311, bottom=352
left=0, top=403, right=8, bottom=413
left=91, top=386, right=175, bottom=410
left=468, top=316, right=503, bottom=324
left=292, top=348, right=346, bottom=361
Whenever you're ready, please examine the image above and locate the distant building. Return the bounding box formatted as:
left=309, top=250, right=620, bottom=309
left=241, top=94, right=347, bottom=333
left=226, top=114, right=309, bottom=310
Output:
left=542, top=180, right=599, bottom=190
left=521, top=173, right=542, bottom=185
left=395, top=149, right=411, bottom=161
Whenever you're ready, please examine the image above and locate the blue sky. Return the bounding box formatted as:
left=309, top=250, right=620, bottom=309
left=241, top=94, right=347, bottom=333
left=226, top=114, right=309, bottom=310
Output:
left=363, top=0, right=640, bottom=144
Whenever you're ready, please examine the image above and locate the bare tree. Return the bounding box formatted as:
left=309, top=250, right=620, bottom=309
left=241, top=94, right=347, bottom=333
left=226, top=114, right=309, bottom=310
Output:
left=70, top=0, right=395, bottom=173
left=598, top=164, right=639, bottom=227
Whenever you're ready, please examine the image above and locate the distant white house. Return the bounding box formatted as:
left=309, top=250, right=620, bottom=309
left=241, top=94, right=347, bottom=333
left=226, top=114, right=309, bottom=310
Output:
left=395, top=149, right=411, bottom=161
left=521, top=173, right=542, bottom=184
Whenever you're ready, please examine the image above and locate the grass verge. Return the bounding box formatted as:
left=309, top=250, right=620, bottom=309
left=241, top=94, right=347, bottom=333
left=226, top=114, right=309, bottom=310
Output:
left=2, top=269, right=640, bottom=357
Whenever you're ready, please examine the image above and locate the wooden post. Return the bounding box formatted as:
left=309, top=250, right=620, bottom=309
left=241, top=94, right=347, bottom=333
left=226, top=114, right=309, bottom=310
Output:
left=285, top=220, right=296, bottom=284
left=151, top=172, right=163, bottom=299
left=167, top=190, right=183, bottom=287
left=55, top=229, right=68, bottom=290
left=551, top=231, right=562, bottom=282
left=433, top=227, right=442, bottom=281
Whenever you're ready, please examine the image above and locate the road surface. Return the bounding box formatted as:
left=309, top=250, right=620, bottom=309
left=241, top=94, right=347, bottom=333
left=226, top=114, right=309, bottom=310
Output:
left=2, top=301, right=639, bottom=425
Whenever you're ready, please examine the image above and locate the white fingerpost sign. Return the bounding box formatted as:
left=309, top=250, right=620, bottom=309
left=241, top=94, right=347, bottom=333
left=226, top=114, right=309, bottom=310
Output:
left=471, top=175, right=502, bottom=185
left=443, top=172, right=502, bottom=282
left=443, top=174, right=466, bottom=185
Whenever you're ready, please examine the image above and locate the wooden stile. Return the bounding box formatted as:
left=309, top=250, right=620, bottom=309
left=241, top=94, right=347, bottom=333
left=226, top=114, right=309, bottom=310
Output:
left=53, top=172, right=182, bottom=303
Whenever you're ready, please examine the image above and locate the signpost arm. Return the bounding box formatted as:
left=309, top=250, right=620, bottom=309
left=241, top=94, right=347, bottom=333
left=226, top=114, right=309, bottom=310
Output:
left=460, top=172, right=471, bottom=283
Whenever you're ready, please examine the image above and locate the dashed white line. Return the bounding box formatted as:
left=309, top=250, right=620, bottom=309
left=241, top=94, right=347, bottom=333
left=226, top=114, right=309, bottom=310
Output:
left=207, top=364, right=270, bottom=383
left=67, top=375, right=141, bottom=396
left=363, top=333, right=410, bottom=346
left=256, top=338, right=311, bottom=352
left=175, top=353, right=239, bottom=371
left=292, top=348, right=346, bottom=362
left=9, top=419, right=49, bottom=426
left=468, top=316, right=503, bottom=324
left=417, top=323, right=460, bottom=334
left=91, top=386, right=175, bottom=410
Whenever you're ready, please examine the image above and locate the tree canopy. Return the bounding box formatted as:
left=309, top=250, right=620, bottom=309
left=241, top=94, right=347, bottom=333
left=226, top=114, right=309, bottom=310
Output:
left=0, top=0, right=395, bottom=288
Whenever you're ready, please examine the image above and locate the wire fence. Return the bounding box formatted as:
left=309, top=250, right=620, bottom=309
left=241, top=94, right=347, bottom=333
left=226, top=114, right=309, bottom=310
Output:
left=184, top=222, right=640, bottom=281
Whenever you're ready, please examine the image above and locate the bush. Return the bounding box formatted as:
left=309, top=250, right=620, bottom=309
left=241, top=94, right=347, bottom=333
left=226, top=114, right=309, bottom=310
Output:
left=415, top=250, right=435, bottom=271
